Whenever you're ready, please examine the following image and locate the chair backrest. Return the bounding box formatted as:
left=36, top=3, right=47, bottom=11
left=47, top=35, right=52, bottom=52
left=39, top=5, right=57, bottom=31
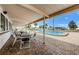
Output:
left=22, top=38, right=29, bottom=41
left=31, top=32, right=36, bottom=38
left=13, top=32, right=17, bottom=39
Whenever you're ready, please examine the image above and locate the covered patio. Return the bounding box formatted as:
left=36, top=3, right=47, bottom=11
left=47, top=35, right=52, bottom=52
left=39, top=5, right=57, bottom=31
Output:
left=0, top=4, right=79, bottom=55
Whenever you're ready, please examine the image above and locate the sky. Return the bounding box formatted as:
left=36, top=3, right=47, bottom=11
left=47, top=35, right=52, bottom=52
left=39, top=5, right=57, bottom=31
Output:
left=37, top=9, right=79, bottom=28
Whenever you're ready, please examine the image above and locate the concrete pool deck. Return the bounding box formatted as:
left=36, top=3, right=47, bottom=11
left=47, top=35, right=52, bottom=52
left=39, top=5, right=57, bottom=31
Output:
left=35, top=32, right=79, bottom=54
left=36, top=32, right=79, bottom=46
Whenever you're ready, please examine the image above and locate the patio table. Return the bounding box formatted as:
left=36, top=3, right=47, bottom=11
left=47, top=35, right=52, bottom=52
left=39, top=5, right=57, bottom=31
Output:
left=17, top=34, right=31, bottom=49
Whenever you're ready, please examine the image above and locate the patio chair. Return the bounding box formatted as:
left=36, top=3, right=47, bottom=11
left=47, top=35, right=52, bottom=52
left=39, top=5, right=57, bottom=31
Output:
left=19, top=35, right=31, bottom=49
left=12, top=32, right=18, bottom=47
left=31, top=32, right=36, bottom=40
left=12, top=31, right=21, bottom=47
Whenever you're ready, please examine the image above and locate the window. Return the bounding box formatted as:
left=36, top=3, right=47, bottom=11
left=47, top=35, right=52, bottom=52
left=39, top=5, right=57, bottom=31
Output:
left=5, top=18, right=8, bottom=30
left=0, top=13, right=12, bottom=33
left=1, top=13, right=5, bottom=31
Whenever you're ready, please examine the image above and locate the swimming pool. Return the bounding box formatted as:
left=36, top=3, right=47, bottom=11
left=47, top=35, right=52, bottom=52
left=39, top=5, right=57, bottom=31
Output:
left=35, top=30, right=65, bottom=35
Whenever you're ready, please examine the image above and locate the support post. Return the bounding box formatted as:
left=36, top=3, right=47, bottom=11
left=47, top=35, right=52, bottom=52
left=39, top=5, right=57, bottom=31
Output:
left=53, top=18, right=54, bottom=32
left=43, top=16, right=45, bottom=44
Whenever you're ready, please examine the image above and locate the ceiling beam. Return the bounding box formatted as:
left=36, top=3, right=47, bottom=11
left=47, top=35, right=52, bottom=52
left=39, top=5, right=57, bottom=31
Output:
left=19, top=4, right=49, bottom=17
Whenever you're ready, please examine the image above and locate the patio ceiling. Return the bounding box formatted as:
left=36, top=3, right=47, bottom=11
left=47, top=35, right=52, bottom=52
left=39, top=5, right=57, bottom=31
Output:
left=1, top=4, right=75, bottom=27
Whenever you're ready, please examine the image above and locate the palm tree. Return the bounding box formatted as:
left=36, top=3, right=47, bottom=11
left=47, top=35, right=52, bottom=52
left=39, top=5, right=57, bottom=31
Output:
left=34, top=23, right=37, bottom=29
left=39, top=25, right=43, bottom=29
left=68, top=20, right=78, bottom=31
left=49, top=26, right=53, bottom=30
left=25, top=24, right=31, bottom=32
left=44, top=23, right=48, bottom=29
left=25, top=24, right=31, bottom=29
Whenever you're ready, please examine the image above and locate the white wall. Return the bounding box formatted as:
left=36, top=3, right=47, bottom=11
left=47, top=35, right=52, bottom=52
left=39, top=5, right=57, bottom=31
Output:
left=0, top=5, right=13, bottom=49
left=0, top=32, right=11, bottom=49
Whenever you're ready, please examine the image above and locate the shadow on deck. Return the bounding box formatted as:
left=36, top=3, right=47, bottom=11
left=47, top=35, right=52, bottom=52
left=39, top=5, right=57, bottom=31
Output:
left=0, top=36, right=52, bottom=55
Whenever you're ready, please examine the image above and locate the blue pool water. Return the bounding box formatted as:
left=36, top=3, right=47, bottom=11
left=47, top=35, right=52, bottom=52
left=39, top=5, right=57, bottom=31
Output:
left=35, top=30, right=64, bottom=35
left=47, top=31, right=64, bottom=35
